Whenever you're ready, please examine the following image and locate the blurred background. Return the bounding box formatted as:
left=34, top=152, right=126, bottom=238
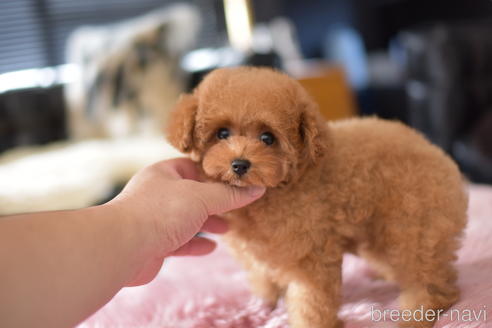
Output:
left=0, top=0, right=491, bottom=214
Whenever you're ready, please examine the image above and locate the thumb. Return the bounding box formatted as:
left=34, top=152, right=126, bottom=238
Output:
left=192, top=182, right=265, bottom=215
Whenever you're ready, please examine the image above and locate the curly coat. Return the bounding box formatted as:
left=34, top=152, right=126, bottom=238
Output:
left=166, top=66, right=468, bottom=328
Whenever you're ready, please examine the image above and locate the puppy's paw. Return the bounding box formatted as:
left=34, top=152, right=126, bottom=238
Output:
left=289, top=318, right=344, bottom=328
left=258, top=296, right=278, bottom=311
left=332, top=318, right=345, bottom=328
left=398, top=320, right=434, bottom=328
left=253, top=287, right=281, bottom=311
left=249, top=276, right=282, bottom=310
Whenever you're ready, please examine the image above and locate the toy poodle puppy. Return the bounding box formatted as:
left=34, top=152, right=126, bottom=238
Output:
left=166, top=66, right=468, bottom=328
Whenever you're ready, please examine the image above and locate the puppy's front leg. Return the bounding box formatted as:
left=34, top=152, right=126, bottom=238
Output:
left=286, top=262, right=343, bottom=328
left=249, top=269, right=282, bottom=309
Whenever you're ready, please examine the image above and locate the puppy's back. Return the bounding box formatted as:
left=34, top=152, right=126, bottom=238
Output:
left=326, top=116, right=467, bottom=225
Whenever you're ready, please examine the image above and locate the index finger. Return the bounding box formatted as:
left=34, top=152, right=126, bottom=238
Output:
left=155, top=158, right=201, bottom=180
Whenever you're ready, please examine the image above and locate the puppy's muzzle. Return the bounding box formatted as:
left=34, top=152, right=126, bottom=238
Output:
left=231, top=159, right=251, bottom=176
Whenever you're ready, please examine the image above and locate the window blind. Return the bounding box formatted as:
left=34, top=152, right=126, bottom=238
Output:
left=0, top=0, right=225, bottom=74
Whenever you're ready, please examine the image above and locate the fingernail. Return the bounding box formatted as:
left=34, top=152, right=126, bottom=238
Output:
left=246, top=186, right=266, bottom=197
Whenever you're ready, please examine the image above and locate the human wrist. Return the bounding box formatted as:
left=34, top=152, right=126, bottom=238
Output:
left=92, top=202, right=154, bottom=276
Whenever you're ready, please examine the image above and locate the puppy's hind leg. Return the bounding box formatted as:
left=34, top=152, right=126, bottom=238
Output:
left=395, top=236, right=461, bottom=328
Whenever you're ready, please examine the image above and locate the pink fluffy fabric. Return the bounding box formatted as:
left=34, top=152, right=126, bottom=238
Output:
left=80, top=184, right=492, bottom=328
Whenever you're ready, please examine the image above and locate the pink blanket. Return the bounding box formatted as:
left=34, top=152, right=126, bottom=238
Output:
left=80, top=185, right=492, bottom=328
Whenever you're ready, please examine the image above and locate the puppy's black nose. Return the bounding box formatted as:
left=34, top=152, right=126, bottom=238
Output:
left=231, top=159, right=251, bottom=176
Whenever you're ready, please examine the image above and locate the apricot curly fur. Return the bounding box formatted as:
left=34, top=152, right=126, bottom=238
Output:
left=166, top=66, right=468, bottom=328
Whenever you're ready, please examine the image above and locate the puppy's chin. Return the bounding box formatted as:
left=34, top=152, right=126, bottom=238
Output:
left=223, top=176, right=256, bottom=187
left=202, top=167, right=279, bottom=188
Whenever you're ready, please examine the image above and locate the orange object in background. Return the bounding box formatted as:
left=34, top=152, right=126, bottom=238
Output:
left=288, top=62, right=358, bottom=121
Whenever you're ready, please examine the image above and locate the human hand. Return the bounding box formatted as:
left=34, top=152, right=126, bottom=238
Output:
left=106, top=158, right=265, bottom=286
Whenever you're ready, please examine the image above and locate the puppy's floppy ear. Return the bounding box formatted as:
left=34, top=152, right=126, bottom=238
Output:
left=299, top=99, right=328, bottom=165
left=166, top=94, right=198, bottom=153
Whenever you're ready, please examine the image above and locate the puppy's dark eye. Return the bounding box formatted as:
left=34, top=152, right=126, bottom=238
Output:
left=217, top=128, right=230, bottom=140
left=260, top=132, right=275, bottom=145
